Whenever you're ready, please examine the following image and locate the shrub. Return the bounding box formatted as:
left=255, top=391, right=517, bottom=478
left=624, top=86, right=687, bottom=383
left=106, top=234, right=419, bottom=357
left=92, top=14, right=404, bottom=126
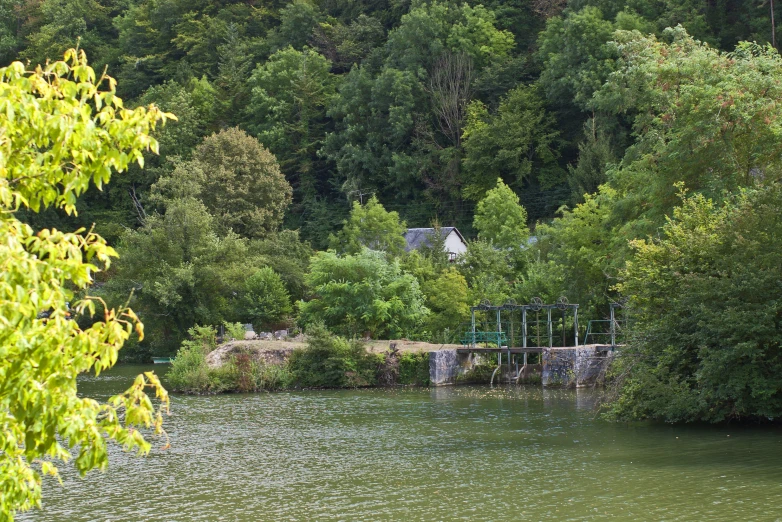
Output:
left=298, top=249, right=428, bottom=338
left=223, top=321, right=246, bottom=342
left=167, top=325, right=217, bottom=392
left=289, top=324, right=380, bottom=388
left=238, top=267, right=292, bottom=332
left=399, top=352, right=430, bottom=386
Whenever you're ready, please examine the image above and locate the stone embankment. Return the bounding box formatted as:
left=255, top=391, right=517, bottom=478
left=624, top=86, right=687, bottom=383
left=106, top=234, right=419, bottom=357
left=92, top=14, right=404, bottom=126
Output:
left=429, top=345, right=616, bottom=387
left=205, top=339, right=461, bottom=368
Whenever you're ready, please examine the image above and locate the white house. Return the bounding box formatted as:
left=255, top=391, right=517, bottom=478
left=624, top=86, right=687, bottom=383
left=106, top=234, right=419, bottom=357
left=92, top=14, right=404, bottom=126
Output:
left=403, top=227, right=467, bottom=261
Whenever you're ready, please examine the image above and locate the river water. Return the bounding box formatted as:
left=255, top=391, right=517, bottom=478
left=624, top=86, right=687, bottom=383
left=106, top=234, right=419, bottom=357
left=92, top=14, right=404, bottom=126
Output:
left=20, top=365, right=782, bottom=521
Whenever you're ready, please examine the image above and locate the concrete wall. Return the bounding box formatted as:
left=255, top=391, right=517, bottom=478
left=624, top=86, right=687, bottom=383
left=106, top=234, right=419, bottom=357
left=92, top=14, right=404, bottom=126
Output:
left=541, top=346, right=615, bottom=387
left=429, top=349, right=471, bottom=385
left=429, top=346, right=615, bottom=387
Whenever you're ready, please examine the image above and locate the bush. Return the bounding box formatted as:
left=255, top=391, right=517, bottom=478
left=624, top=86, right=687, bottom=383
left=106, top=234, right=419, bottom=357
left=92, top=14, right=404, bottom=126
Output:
left=399, top=352, right=430, bottom=386
left=167, top=325, right=218, bottom=393
left=223, top=321, right=246, bottom=341
left=289, top=324, right=381, bottom=388
left=237, top=267, right=292, bottom=332
left=298, top=249, right=428, bottom=338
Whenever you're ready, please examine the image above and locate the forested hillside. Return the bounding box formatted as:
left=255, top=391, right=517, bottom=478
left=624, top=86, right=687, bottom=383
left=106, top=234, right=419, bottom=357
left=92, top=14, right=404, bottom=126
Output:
left=4, top=0, right=782, bottom=422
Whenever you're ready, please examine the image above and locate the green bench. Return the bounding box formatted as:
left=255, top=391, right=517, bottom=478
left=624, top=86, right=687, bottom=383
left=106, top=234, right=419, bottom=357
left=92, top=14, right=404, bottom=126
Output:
left=460, top=331, right=508, bottom=347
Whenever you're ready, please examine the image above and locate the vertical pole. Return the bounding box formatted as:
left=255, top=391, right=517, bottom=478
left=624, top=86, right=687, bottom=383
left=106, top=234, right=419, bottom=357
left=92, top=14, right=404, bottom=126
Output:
left=471, top=308, right=476, bottom=349
left=610, top=305, right=616, bottom=347
left=547, top=308, right=553, bottom=349
left=536, top=311, right=541, bottom=348
left=496, top=308, right=502, bottom=347
left=522, top=308, right=527, bottom=348
left=574, top=307, right=579, bottom=347
left=561, top=310, right=566, bottom=347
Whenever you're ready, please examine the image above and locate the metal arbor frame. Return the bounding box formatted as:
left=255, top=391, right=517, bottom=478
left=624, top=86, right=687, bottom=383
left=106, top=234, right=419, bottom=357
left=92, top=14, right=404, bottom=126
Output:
left=465, top=297, right=580, bottom=350
left=582, top=301, right=626, bottom=347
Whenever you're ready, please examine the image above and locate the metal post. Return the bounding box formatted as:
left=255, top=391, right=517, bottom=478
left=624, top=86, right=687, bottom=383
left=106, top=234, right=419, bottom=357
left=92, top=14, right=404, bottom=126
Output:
left=536, top=311, right=541, bottom=348
left=496, top=308, right=502, bottom=347
left=610, top=305, right=616, bottom=347
left=471, top=308, right=476, bottom=349
left=561, top=309, right=566, bottom=347
left=547, top=308, right=553, bottom=349
left=574, top=307, right=579, bottom=347
left=522, top=308, right=527, bottom=348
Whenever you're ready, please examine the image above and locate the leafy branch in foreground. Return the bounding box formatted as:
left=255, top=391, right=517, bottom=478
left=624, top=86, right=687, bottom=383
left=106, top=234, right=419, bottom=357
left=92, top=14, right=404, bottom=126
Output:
left=0, top=49, right=172, bottom=519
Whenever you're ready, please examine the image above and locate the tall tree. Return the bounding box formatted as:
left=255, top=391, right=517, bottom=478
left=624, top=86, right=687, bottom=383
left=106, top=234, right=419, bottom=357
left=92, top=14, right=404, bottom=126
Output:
left=462, top=84, right=561, bottom=205
left=328, top=196, right=407, bottom=256
left=473, top=178, right=530, bottom=251
left=153, top=127, right=292, bottom=238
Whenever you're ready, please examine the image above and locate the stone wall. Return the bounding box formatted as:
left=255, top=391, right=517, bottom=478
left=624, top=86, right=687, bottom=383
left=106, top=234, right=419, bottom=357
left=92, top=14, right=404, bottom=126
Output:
left=429, top=349, right=465, bottom=385
left=542, top=346, right=615, bottom=387
left=429, top=346, right=615, bottom=387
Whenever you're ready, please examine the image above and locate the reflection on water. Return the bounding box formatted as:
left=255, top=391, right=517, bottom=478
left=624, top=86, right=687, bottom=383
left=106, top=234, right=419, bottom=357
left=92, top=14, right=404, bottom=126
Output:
left=20, top=365, right=782, bottom=521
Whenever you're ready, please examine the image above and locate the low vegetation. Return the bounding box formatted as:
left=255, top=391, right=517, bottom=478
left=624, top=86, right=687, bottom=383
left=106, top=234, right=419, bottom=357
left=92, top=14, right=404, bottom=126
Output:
left=167, top=323, right=431, bottom=393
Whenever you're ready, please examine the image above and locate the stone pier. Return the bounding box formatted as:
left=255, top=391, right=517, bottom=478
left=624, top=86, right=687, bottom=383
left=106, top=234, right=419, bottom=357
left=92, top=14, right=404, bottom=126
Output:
left=429, top=345, right=616, bottom=387
left=429, top=349, right=472, bottom=385
left=541, top=345, right=615, bottom=387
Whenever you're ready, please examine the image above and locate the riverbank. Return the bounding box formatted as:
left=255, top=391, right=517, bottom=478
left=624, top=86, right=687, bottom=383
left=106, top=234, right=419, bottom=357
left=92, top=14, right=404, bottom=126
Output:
left=166, top=326, right=464, bottom=394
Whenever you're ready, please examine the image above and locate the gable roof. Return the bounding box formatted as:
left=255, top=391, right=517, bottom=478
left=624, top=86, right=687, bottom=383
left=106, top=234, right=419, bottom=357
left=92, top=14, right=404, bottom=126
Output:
left=403, top=227, right=465, bottom=252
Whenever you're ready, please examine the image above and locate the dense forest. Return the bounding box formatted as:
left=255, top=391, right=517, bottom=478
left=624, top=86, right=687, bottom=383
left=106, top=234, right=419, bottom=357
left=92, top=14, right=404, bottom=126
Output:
left=4, top=0, right=782, bottom=422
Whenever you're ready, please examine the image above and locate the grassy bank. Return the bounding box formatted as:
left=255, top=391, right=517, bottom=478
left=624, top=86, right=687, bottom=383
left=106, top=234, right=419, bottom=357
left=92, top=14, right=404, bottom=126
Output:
left=166, top=324, right=431, bottom=393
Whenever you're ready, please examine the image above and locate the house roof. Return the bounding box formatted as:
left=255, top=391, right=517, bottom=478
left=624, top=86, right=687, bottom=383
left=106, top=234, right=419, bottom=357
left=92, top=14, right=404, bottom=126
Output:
left=403, top=227, right=465, bottom=252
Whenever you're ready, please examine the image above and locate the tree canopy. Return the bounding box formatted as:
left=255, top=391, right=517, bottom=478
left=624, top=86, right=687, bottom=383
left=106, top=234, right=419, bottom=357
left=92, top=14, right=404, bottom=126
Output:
left=5, top=0, right=782, bottom=425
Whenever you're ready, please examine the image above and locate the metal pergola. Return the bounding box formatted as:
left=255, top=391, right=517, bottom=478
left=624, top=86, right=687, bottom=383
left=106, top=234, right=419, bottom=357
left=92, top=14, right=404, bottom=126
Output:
left=464, top=297, right=580, bottom=350
left=462, top=297, right=580, bottom=385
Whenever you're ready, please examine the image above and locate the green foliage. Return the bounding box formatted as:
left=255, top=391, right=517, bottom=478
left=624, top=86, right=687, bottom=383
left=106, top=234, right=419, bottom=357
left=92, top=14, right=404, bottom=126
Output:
left=594, top=29, right=782, bottom=230
left=166, top=325, right=216, bottom=393
left=423, top=268, right=470, bottom=335
left=609, top=186, right=782, bottom=423
left=249, top=229, right=314, bottom=301
left=299, top=249, right=428, bottom=338
left=0, top=50, right=170, bottom=519
left=223, top=321, right=246, bottom=342
left=462, top=85, right=561, bottom=199
left=473, top=178, right=530, bottom=250
left=154, top=127, right=293, bottom=239
left=245, top=46, right=337, bottom=204
left=459, top=243, right=510, bottom=305
left=167, top=324, right=293, bottom=393
left=398, top=352, right=430, bottom=386
left=328, top=196, right=407, bottom=256
left=105, top=197, right=261, bottom=355
left=537, top=6, right=620, bottom=111
left=288, top=324, right=380, bottom=388
left=385, top=0, right=514, bottom=71
left=567, top=116, right=620, bottom=203
left=237, top=267, right=293, bottom=332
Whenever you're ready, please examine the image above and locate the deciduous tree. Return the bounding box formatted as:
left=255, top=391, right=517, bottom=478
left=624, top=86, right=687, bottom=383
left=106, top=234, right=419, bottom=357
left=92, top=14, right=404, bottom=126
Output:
left=328, top=196, right=407, bottom=256
left=0, top=50, right=170, bottom=519
left=299, top=249, right=428, bottom=338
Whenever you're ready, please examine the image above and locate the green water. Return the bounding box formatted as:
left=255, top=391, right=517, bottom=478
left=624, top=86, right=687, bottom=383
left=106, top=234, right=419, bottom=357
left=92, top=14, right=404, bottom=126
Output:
left=20, top=365, right=782, bottom=521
